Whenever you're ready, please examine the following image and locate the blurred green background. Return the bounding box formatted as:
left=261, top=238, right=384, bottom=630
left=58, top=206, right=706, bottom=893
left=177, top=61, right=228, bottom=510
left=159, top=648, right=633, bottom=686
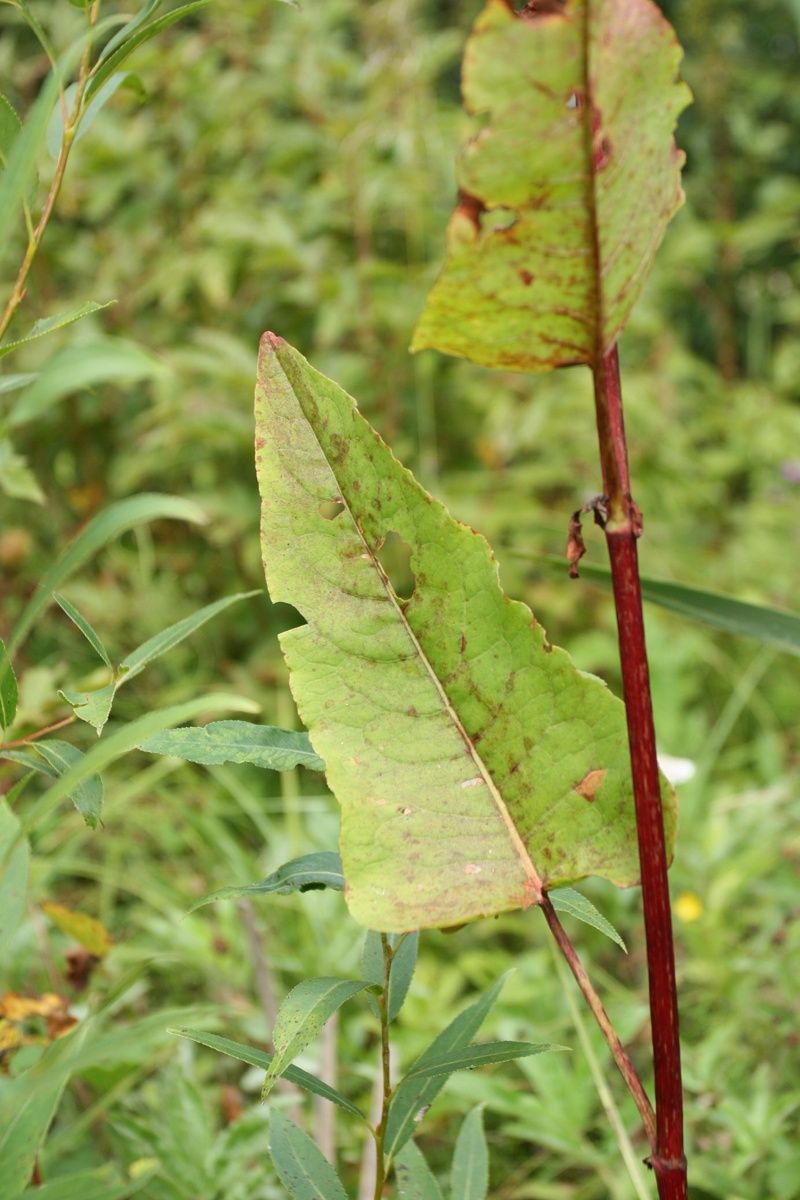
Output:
left=0, top=1, right=798, bottom=1197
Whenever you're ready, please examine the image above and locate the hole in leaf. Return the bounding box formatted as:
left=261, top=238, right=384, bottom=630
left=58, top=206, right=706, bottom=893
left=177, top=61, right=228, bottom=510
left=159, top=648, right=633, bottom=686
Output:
left=319, top=499, right=345, bottom=521
left=377, top=531, right=416, bottom=600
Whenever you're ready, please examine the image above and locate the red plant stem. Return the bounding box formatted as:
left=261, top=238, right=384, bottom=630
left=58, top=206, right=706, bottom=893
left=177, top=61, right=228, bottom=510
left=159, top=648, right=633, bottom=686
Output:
left=593, top=346, right=687, bottom=1199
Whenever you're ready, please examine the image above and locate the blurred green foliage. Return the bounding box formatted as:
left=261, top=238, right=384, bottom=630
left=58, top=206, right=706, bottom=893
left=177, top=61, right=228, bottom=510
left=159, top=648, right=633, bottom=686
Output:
left=1, top=0, right=799, bottom=1197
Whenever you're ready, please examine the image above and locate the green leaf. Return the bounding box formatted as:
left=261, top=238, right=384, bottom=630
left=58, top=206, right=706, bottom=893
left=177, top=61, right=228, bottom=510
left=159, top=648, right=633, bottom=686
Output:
left=0, top=92, right=22, bottom=167
left=0, top=635, right=18, bottom=730
left=7, top=339, right=167, bottom=430
left=0, top=1053, right=70, bottom=1200
left=384, top=971, right=511, bottom=1158
left=450, top=1107, right=488, bottom=1200
left=54, top=593, right=113, bottom=668
left=0, top=799, right=29, bottom=957
left=0, top=302, right=115, bottom=360
left=188, top=851, right=344, bottom=910
left=549, top=886, right=626, bottom=951
left=361, top=930, right=418, bottom=1021
left=255, top=336, right=676, bottom=932
left=171, top=1027, right=365, bottom=1118
left=411, top=0, right=691, bottom=370
left=393, top=1140, right=444, bottom=1200
left=8, top=493, right=208, bottom=654
left=96, top=0, right=162, bottom=65
left=58, top=685, right=116, bottom=734
left=86, top=2, right=214, bottom=101
left=4, top=693, right=258, bottom=843
left=574, top=563, right=800, bottom=658
left=403, top=1040, right=564, bottom=1080
left=0, top=740, right=104, bottom=826
left=262, top=978, right=372, bottom=1100
left=0, top=64, right=57, bottom=247
left=0, top=439, right=45, bottom=504
left=268, top=1110, right=349, bottom=1200
left=47, top=75, right=130, bottom=158
left=136, top=719, right=325, bottom=772
left=118, top=592, right=261, bottom=684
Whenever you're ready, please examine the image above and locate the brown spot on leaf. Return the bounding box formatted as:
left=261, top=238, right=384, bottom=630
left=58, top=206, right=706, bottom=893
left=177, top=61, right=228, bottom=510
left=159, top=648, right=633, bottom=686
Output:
left=519, top=269, right=534, bottom=286
left=456, top=188, right=486, bottom=232
left=574, top=769, right=606, bottom=802
left=519, top=0, right=566, bottom=17
left=407, top=705, right=418, bottom=718
left=460, top=633, right=467, bottom=653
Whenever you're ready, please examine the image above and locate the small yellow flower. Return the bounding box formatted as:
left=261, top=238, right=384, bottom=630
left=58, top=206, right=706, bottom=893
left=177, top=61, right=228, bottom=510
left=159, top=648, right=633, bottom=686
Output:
left=674, top=892, right=703, bottom=923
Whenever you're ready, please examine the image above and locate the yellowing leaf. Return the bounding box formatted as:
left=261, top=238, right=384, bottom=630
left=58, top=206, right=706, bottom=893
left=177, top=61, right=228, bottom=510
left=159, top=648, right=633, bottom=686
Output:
left=412, top=0, right=690, bottom=371
left=255, top=336, right=676, bottom=931
left=42, top=902, right=112, bottom=957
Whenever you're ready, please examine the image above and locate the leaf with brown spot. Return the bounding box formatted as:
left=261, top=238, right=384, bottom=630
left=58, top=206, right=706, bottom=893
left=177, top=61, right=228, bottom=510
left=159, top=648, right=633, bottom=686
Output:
left=256, top=336, right=676, bottom=931
left=412, top=0, right=690, bottom=371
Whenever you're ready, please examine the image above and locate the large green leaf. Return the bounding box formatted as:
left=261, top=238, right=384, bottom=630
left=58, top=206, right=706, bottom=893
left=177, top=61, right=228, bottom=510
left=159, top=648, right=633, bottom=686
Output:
left=268, top=1111, right=349, bottom=1200
left=255, top=336, right=676, bottom=932
left=411, top=0, right=690, bottom=370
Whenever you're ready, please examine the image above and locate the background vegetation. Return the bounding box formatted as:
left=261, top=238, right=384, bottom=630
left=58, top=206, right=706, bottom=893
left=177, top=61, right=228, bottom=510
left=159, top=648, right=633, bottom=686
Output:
left=1, top=0, right=798, bottom=1197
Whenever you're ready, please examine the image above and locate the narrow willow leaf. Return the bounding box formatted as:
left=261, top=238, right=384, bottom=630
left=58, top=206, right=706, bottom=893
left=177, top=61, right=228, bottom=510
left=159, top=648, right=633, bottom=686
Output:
left=137, top=720, right=325, bottom=772
left=412, top=0, right=691, bottom=370
left=0, top=302, right=115, bottom=360
left=2, top=740, right=104, bottom=827
left=388, top=932, right=419, bottom=1022
left=54, top=593, right=113, bottom=668
left=404, top=1040, right=563, bottom=1080
left=0, top=1059, right=69, bottom=1200
left=97, top=0, right=162, bottom=65
left=0, top=799, right=29, bottom=957
left=262, top=978, right=371, bottom=1100
left=5, top=693, right=257, bottom=842
left=268, top=1110, right=349, bottom=1200
left=0, top=635, right=18, bottom=730
left=47, top=75, right=130, bottom=158
left=549, top=886, right=626, bottom=951
left=86, top=2, right=214, bottom=100
left=573, top=562, right=800, bottom=658
left=384, top=972, right=510, bottom=1158
left=118, top=591, right=260, bottom=684
left=188, top=851, right=344, bottom=911
left=170, top=1027, right=366, bottom=1119
left=393, top=1140, right=444, bottom=1200
left=8, top=494, right=207, bottom=654
left=255, top=336, right=676, bottom=932
left=58, top=685, right=116, bottom=734
left=8, top=339, right=167, bottom=430
left=451, top=1108, right=488, bottom=1200
left=0, top=93, right=22, bottom=165
left=0, top=64, right=58, bottom=249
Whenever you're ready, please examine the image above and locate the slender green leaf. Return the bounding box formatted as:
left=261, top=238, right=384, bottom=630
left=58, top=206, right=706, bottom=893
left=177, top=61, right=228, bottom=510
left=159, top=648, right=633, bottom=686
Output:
left=268, top=1110, right=349, bottom=1200
left=8, top=493, right=208, bottom=653
left=0, top=302, right=115, bottom=360
left=574, top=562, right=800, bottom=658
left=384, top=972, right=511, bottom=1158
left=170, top=1027, right=365, bottom=1119
left=0, top=1057, right=69, bottom=1200
left=0, top=635, right=18, bottom=729
left=404, top=1040, right=563, bottom=1081
left=0, top=92, right=22, bottom=165
left=7, top=339, right=167, bottom=430
left=393, top=1140, right=444, bottom=1200
left=389, top=932, right=419, bottom=1022
left=450, top=1107, right=488, bottom=1200
left=47, top=74, right=129, bottom=158
left=86, top=2, right=214, bottom=100
left=0, top=374, right=36, bottom=395
left=0, top=799, right=29, bottom=957
left=263, top=977, right=372, bottom=1100
left=137, top=719, right=324, bottom=772
left=549, top=886, right=626, bottom=951
left=54, top=593, right=113, bottom=668
left=2, top=740, right=103, bottom=826
left=412, top=0, right=691, bottom=370
left=118, top=592, right=261, bottom=683
left=97, top=0, right=162, bottom=65
left=189, top=851, right=344, bottom=911
left=256, top=336, right=676, bottom=931
left=0, top=64, right=57, bottom=248
left=5, top=693, right=258, bottom=844
left=58, top=685, right=116, bottom=734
